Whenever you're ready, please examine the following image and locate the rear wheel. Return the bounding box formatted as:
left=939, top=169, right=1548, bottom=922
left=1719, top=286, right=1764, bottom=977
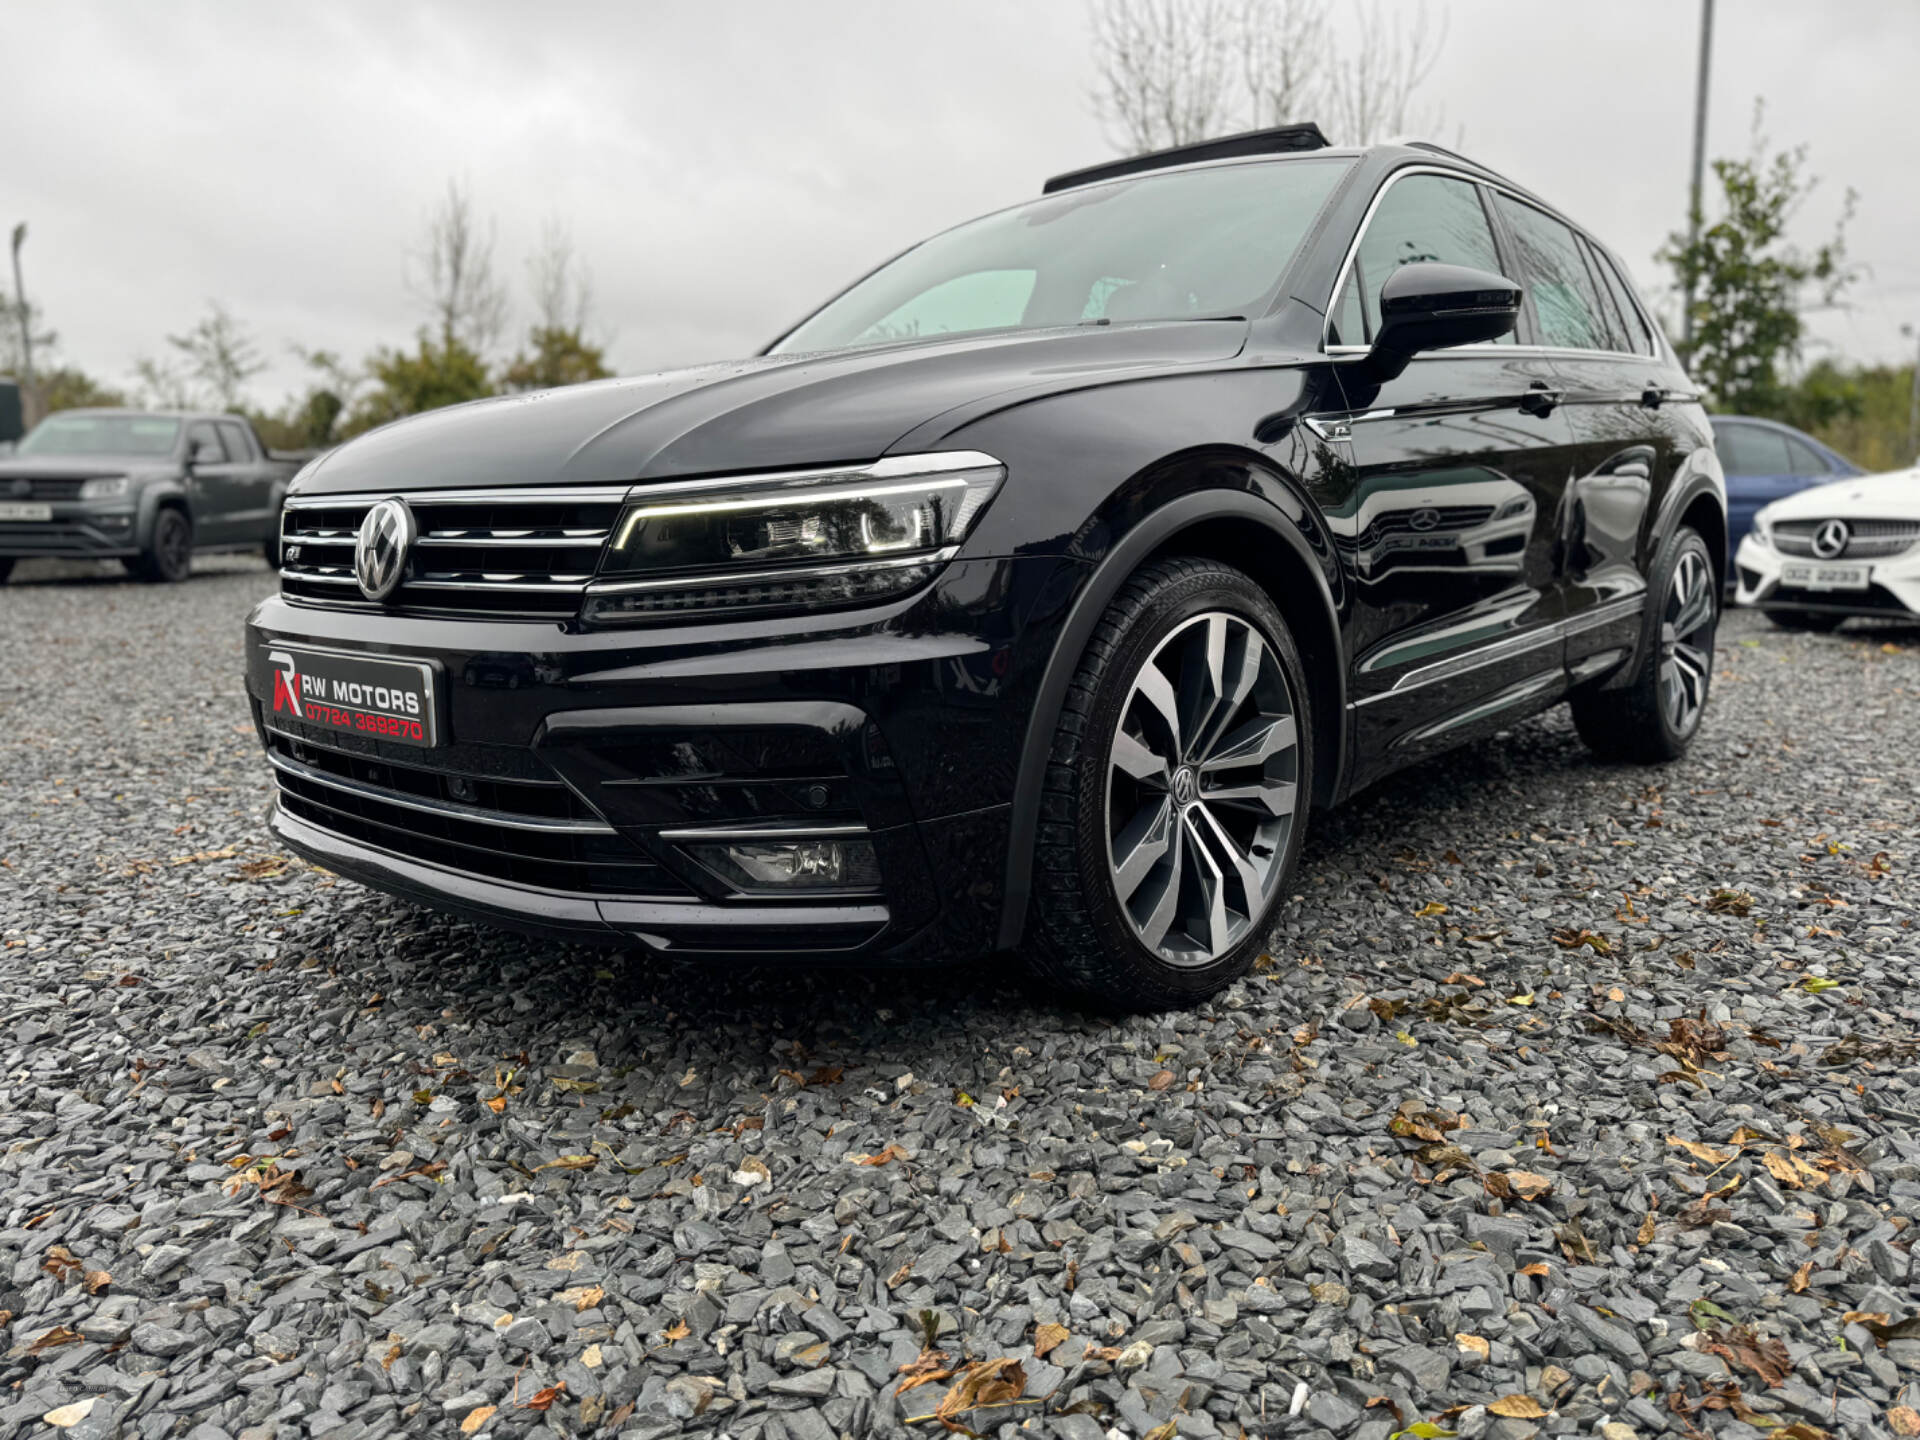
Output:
left=132, top=506, right=193, bottom=583
left=1767, top=609, right=1845, bottom=633
left=1572, top=527, right=1716, bottom=763
left=1029, top=558, right=1311, bottom=1011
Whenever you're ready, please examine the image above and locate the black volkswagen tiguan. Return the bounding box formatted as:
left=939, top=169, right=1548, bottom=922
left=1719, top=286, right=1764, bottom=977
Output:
left=246, top=126, right=1723, bottom=1010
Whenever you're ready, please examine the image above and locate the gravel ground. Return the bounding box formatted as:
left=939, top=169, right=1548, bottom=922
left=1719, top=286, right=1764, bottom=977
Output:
left=3, top=555, right=1918, bottom=1440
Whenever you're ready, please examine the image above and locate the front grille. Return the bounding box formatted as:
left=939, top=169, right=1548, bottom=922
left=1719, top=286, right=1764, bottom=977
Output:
left=264, top=723, right=689, bottom=897
left=5, top=476, right=90, bottom=500
left=278, top=488, right=627, bottom=618
left=1773, top=518, right=1920, bottom=560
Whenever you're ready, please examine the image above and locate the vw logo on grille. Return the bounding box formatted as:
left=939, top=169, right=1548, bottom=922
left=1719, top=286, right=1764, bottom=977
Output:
left=8, top=477, right=29, bottom=499
left=354, top=497, right=416, bottom=601
left=1408, top=507, right=1441, bottom=532
left=1811, top=518, right=1851, bottom=560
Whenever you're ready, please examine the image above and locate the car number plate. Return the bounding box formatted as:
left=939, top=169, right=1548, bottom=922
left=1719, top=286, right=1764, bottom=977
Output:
left=259, top=643, right=439, bottom=747
left=1780, top=561, right=1870, bottom=591
left=0, top=502, right=53, bottom=521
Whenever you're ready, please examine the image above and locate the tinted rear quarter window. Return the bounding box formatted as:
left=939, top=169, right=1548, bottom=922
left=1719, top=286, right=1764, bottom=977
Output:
left=1492, top=194, right=1612, bottom=351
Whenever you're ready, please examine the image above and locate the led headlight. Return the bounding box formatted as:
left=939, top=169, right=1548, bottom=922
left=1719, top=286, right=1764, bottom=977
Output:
left=582, top=451, right=1003, bottom=624
left=79, top=476, right=131, bottom=500
left=1751, top=509, right=1774, bottom=548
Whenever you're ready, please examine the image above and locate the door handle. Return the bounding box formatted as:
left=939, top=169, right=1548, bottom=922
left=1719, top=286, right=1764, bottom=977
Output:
left=1519, top=382, right=1563, bottom=417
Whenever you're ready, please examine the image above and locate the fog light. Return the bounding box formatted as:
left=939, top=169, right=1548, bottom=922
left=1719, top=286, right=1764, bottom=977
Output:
left=686, top=837, right=881, bottom=892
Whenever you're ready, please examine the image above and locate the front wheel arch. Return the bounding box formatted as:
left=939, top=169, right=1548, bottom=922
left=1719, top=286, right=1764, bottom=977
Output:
left=996, top=487, right=1345, bottom=951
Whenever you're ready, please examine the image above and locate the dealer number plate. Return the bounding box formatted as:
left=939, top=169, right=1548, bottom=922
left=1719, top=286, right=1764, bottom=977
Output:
left=0, top=502, right=53, bottom=521
left=1780, top=561, right=1869, bottom=591
left=262, top=643, right=439, bottom=747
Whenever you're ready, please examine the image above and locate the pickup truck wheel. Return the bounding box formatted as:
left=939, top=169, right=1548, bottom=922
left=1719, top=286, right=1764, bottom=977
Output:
left=133, top=507, right=194, bottom=583
left=1027, top=557, right=1310, bottom=1012
left=1571, top=527, right=1716, bottom=763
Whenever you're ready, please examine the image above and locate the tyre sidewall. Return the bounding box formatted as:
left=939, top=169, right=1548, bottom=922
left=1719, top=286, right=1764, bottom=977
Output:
left=1067, top=567, right=1311, bottom=1003
left=148, top=508, right=192, bottom=583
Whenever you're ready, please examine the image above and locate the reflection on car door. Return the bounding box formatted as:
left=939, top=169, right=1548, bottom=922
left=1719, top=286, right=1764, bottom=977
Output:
left=1316, top=170, right=1579, bottom=784
left=1489, top=196, right=1680, bottom=681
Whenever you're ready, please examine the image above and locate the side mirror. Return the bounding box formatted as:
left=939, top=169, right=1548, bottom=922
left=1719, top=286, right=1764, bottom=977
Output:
left=1361, top=262, right=1521, bottom=382
left=186, top=436, right=221, bottom=467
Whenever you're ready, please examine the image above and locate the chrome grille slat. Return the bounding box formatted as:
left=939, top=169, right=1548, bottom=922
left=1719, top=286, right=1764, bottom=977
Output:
left=1773, top=517, right=1920, bottom=560
left=280, top=486, right=627, bottom=618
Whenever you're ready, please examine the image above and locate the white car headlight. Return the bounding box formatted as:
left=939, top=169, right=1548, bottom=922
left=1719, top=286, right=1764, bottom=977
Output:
left=79, top=475, right=131, bottom=500
left=583, top=452, right=1004, bottom=624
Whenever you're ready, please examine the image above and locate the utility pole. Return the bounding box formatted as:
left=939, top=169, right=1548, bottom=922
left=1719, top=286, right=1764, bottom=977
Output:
left=1904, top=323, right=1920, bottom=466
left=8, top=223, right=33, bottom=420
left=1680, top=0, right=1715, bottom=369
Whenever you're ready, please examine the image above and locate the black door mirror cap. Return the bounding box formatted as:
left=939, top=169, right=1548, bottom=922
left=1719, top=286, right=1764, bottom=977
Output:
left=1356, top=262, right=1521, bottom=382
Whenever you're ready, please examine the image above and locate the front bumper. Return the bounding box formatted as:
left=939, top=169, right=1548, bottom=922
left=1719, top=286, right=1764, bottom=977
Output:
left=1733, top=533, right=1920, bottom=618
left=244, top=555, right=1080, bottom=962
left=0, top=504, right=139, bottom=558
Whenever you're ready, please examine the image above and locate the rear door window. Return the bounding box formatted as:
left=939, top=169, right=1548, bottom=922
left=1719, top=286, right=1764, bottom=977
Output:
left=1785, top=436, right=1834, bottom=478
left=217, top=421, right=253, bottom=462
left=1491, top=195, right=1613, bottom=352
left=1330, top=173, right=1507, bottom=347
left=1714, top=422, right=1791, bottom=476
left=1591, top=248, right=1656, bottom=355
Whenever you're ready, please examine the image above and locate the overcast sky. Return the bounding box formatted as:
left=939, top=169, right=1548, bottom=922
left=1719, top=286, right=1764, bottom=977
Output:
left=6, top=1, right=1917, bottom=407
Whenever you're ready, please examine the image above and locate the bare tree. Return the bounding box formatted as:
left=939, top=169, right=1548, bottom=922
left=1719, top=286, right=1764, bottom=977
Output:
left=1323, top=0, right=1447, bottom=145
left=1089, top=0, right=1240, bottom=153
left=527, top=218, right=594, bottom=336
left=1087, top=0, right=1448, bottom=154
left=167, top=302, right=265, bottom=411
left=410, top=179, right=508, bottom=356
left=1239, top=0, right=1328, bottom=129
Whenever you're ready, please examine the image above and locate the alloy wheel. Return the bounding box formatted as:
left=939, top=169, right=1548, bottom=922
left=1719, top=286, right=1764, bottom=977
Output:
left=1106, top=610, right=1299, bottom=966
left=158, top=511, right=191, bottom=579
left=1659, top=548, right=1715, bottom=736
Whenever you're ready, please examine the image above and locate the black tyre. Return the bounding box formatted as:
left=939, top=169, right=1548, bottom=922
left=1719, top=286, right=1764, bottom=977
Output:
left=1766, top=609, right=1844, bottom=633
left=1028, top=557, right=1311, bottom=1011
left=1571, top=526, right=1717, bottom=763
left=132, top=506, right=193, bottom=583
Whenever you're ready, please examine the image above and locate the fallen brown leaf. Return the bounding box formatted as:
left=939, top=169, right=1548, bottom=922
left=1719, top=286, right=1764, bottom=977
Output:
left=932, top=1357, right=1027, bottom=1426
left=1148, top=1069, right=1176, bottom=1090
left=1033, top=1323, right=1070, bottom=1359
left=459, top=1405, right=496, bottom=1434
left=1490, top=1395, right=1547, bottom=1419
left=852, top=1143, right=911, bottom=1167
left=522, top=1382, right=565, bottom=1412
left=27, top=1326, right=82, bottom=1355
left=1700, top=1325, right=1792, bottom=1388
left=533, top=1154, right=597, bottom=1173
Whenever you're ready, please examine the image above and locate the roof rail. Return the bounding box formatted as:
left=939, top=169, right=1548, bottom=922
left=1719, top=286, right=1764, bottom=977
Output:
left=1397, top=139, right=1524, bottom=190
left=1042, top=123, right=1331, bottom=194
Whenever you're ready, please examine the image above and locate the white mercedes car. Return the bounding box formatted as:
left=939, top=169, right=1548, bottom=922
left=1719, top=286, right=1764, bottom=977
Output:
left=1734, top=466, right=1920, bottom=630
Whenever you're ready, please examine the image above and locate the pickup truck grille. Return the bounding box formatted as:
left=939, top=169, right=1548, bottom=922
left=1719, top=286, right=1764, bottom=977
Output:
left=5, top=476, right=91, bottom=500
left=278, top=487, right=627, bottom=619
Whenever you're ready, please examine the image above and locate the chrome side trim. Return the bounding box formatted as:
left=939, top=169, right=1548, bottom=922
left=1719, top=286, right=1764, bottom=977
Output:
left=1350, top=595, right=1645, bottom=708
left=267, top=750, right=617, bottom=834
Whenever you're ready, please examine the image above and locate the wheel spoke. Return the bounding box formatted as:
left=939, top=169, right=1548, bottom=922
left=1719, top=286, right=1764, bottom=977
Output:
left=1204, top=776, right=1298, bottom=819
left=1189, top=802, right=1267, bottom=914
left=1672, top=563, right=1714, bottom=637
left=1176, top=614, right=1229, bottom=761
left=1132, top=663, right=1184, bottom=760
left=1112, top=727, right=1171, bottom=785
left=1111, top=796, right=1174, bottom=901
left=1181, top=812, right=1234, bottom=956
left=1132, top=822, right=1183, bottom=950
left=1199, top=713, right=1296, bottom=773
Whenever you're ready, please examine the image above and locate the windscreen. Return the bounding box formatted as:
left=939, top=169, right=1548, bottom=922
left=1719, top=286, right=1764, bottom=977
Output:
left=18, top=413, right=181, bottom=457
left=771, top=158, right=1351, bottom=354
